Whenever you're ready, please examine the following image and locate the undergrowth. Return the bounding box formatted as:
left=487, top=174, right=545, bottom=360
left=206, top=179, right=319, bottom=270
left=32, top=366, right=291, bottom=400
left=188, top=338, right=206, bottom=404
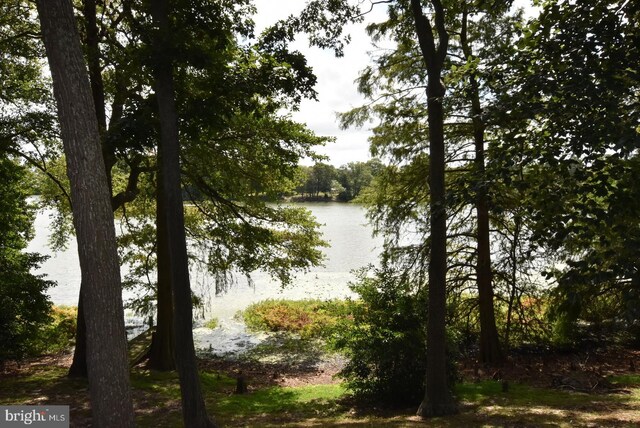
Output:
left=241, top=299, right=353, bottom=339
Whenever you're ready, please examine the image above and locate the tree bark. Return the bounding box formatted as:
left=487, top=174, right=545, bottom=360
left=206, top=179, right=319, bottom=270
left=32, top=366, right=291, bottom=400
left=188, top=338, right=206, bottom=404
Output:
left=150, top=0, right=216, bottom=425
left=147, top=167, right=176, bottom=371
left=68, top=286, right=87, bottom=378
left=460, top=7, right=504, bottom=366
left=35, top=0, right=135, bottom=426
left=411, top=0, right=458, bottom=417
left=71, top=0, right=165, bottom=376
left=68, top=0, right=108, bottom=378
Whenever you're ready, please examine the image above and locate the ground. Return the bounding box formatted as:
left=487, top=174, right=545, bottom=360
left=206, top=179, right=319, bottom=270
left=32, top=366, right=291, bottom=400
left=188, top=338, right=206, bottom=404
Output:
left=1, top=340, right=640, bottom=427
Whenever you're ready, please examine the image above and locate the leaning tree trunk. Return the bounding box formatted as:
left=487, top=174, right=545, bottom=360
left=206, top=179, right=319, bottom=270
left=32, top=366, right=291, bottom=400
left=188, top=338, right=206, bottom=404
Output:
left=150, top=0, right=216, bottom=426
left=35, top=0, right=135, bottom=426
left=460, top=8, right=504, bottom=366
left=68, top=0, right=108, bottom=378
left=70, top=0, right=162, bottom=377
left=411, top=0, right=458, bottom=417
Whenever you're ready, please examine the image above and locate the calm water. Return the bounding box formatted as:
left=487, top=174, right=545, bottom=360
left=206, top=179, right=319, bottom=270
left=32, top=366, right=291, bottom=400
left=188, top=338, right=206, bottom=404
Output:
left=27, top=202, right=382, bottom=354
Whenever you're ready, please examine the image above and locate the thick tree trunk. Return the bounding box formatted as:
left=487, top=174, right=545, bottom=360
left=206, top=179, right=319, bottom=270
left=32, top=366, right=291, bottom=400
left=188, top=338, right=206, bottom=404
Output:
left=35, top=0, right=135, bottom=426
left=417, top=72, right=458, bottom=417
left=460, top=10, right=504, bottom=366
left=147, top=168, right=176, bottom=371
left=410, top=0, right=458, bottom=417
left=150, top=0, right=216, bottom=426
left=68, top=1, right=104, bottom=379
left=71, top=0, right=161, bottom=376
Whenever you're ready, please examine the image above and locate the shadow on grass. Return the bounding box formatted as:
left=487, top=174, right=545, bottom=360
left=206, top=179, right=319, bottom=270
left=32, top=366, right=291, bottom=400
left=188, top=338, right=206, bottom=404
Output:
left=0, top=366, right=87, bottom=405
left=0, top=365, right=92, bottom=427
left=3, top=364, right=640, bottom=427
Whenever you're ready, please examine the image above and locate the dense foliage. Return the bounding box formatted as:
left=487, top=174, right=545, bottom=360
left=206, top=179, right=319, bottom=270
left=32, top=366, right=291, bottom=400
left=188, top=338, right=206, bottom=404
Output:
left=490, top=0, right=640, bottom=338
left=0, top=158, right=55, bottom=361
left=294, top=159, right=383, bottom=201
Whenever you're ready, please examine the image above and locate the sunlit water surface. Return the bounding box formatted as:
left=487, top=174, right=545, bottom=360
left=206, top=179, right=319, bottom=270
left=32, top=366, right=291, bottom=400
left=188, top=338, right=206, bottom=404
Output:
left=27, top=202, right=382, bottom=356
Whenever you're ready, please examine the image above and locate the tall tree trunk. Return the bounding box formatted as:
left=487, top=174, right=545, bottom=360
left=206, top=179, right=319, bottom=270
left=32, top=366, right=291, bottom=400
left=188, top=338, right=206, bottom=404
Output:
left=68, top=0, right=109, bottom=378
left=147, top=167, right=176, bottom=371
left=82, top=0, right=116, bottom=187
left=460, top=8, right=503, bottom=366
left=35, top=0, right=135, bottom=426
left=150, top=0, right=216, bottom=426
left=68, top=286, right=87, bottom=377
left=411, top=0, right=458, bottom=417
left=71, top=0, right=163, bottom=377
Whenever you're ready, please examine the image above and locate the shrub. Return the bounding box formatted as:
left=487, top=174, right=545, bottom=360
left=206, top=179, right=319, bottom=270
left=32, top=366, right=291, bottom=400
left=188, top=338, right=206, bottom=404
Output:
left=34, top=306, right=77, bottom=354
left=204, top=318, right=218, bottom=329
left=0, top=253, right=55, bottom=362
left=330, top=268, right=428, bottom=405
left=242, top=299, right=353, bottom=339
left=0, top=159, right=56, bottom=362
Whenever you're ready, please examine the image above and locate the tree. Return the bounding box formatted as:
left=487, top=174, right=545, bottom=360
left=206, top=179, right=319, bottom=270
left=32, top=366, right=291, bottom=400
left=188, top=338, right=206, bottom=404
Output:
left=455, top=1, right=509, bottom=366
left=301, top=163, right=338, bottom=197
left=408, top=0, right=458, bottom=416
left=150, top=0, right=216, bottom=425
left=337, top=160, right=381, bottom=201
left=490, top=0, right=640, bottom=337
left=28, top=0, right=328, bottom=374
left=0, top=157, right=54, bottom=362
left=35, top=0, right=135, bottom=425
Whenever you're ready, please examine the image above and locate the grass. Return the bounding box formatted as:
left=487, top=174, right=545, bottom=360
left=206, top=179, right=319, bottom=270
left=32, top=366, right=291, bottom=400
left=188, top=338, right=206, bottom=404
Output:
left=0, top=366, right=85, bottom=405
left=610, top=374, right=640, bottom=386
left=216, top=384, right=346, bottom=420
left=2, top=363, right=639, bottom=427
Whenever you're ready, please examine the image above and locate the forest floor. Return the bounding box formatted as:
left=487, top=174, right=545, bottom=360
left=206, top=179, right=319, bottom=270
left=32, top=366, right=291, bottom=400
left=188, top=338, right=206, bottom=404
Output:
left=1, top=338, right=640, bottom=427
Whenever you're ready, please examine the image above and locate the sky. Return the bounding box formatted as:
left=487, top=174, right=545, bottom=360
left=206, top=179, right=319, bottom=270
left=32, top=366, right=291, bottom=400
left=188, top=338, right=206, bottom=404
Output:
left=252, top=1, right=536, bottom=167
left=252, top=1, right=387, bottom=167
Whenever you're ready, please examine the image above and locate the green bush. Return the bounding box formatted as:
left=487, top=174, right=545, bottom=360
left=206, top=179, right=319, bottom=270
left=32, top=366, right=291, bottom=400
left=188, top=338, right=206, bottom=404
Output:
left=204, top=318, right=219, bottom=329
left=34, top=306, right=77, bottom=354
left=0, top=256, right=54, bottom=361
left=242, top=299, right=353, bottom=339
left=0, top=158, right=56, bottom=362
left=330, top=268, right=429, bottom=405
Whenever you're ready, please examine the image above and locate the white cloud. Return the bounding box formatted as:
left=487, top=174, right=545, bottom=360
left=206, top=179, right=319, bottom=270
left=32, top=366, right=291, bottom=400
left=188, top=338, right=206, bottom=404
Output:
left=252, top=0, right=383, bottom=166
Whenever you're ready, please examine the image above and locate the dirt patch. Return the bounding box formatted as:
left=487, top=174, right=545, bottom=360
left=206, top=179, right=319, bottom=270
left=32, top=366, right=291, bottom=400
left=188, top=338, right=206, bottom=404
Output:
left=197, top=353, right=346, bottom=389
left=459, top=347, right=640, bottom=392
left=1, top=352, right=73, bottom=376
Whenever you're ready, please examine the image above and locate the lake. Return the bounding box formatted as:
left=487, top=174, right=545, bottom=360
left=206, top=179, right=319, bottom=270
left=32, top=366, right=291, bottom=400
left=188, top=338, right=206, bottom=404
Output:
left=27, top=202, right=383, bottom=354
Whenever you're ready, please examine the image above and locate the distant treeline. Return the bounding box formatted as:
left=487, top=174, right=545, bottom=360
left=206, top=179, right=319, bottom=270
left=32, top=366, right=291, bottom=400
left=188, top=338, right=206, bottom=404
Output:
left=293, top=159, right=384, bottom=202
